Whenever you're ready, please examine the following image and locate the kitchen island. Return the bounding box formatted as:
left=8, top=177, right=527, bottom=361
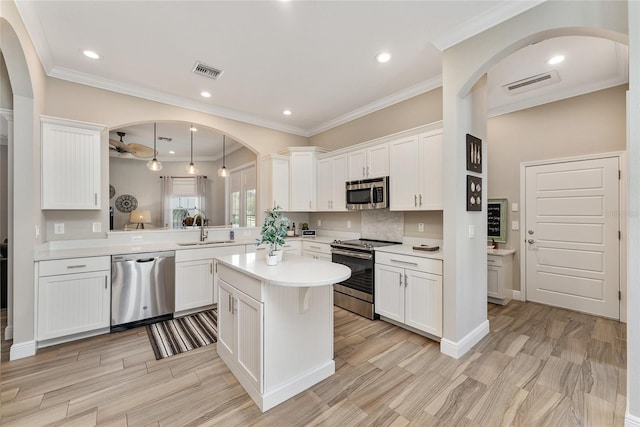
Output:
left=214, top=252, right=350, bottom=412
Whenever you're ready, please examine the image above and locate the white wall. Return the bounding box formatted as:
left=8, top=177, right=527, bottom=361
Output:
left=487, top=84, right=627, bottom=291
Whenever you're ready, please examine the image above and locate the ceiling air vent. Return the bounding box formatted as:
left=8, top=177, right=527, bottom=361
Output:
left=502, top=70, right=560, bottom=95
left=192, top=62, right=224, bottom=80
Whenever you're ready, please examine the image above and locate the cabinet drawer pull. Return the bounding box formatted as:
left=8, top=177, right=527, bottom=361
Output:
left=66, top=264, right=87, bottom=269
left=414, top=194, right=418, bottom=207
left=105, top=276, right=107, bottom=289
left=405, top=274, right=408, bottom=287
left=256, top=247, right=266, bottom=251
left=95, top=193, right=98, bottom=206
left=210, top=263, right=213, bottom=274
left=487, top=259, right=496, bottom=263
left=309, top=245, right=321, bottom=250
left=390, top=259, right=419, bottom=266
left=419, top=194, right=423, bottom=206
left=228, top=294, right=232, bottom=313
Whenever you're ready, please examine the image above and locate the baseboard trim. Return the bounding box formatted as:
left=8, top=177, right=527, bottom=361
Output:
left=626, top=412, right=640, bottom=427
left=10, top=340, right=36, bottom=360
left=512, top=290, right=524, bottom=301
left=440, top=320, right=490, bottom=359
left=4, top=325, right=13, bottom=340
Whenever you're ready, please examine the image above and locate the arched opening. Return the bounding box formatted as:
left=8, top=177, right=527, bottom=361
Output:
left=106, top=121, right=258, bottom=230
left=0, top=16, right=38, bottom=360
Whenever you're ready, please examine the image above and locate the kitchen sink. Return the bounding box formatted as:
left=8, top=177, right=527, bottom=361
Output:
left=177, top=241, right=234, bottom=246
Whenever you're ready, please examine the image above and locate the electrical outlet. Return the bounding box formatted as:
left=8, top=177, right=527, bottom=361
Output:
left=418, top=223, right=424, bottom=232
left=512, top=220, right=520, bottom=231
left=317, top=219, right=322, bottom=227
left=512, top=202, right=519, bottom=212
left=54, top=223, right=65, bottom=234
left=92, top=222, right=101, bottom=233
left=347, top=220, right=352, bottom=229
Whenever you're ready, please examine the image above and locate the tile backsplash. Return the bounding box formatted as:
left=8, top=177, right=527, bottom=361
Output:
left=361, top=209, right=404, bottom=242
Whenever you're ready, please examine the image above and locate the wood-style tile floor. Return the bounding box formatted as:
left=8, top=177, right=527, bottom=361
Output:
left=0, top=301, right=627, bottom=426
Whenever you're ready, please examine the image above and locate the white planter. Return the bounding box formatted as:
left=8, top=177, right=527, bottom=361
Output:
left=266, top=254, right=278, bottom=266
left=273, top=250, right=283, bottom=262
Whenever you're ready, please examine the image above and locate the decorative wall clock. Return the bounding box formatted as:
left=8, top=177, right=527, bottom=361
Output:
left=115, top=194, right=138, bottom=213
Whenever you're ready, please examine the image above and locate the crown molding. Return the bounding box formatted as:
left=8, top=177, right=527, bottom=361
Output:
left=14, top=1, right=55, bottom=73
left=431, top=0, right=547, bottom=51
left=308, top=76, right=442, bottom=137
left=48, top=66, right=310, bottom=137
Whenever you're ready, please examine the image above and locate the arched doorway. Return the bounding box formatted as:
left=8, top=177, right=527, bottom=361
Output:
left=440, top=1, right=628, bottom=359
left=1, top=14, right=40, bottom=360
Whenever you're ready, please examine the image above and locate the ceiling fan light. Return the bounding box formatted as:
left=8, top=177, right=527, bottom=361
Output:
left=147, top=158, right=162, bottom=171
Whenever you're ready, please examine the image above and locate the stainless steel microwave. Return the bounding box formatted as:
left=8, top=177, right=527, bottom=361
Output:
left=345, top=176, right=389, bottom=210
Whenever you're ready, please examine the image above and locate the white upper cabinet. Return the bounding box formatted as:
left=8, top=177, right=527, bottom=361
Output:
left=317, top=154, right=347, bottom=211
left=261, top=154, right=289, bottom=211
left=389, top=129, right=443, bottom=211
left=41, top=116, right=105, bottom=210
left=286, top=147, right=327, bottom=211
left=347, top=143, right=389, bottom=181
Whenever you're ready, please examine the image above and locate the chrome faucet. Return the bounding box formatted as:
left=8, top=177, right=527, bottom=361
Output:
left=192, top=207, right=208, bottom=242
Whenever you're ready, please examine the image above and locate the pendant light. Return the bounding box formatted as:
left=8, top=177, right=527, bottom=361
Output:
left=146, top=122, right=162, bottom=171
left=218, top=135, right=229, bottom=177
left=186, top=125, right=199, bottom=175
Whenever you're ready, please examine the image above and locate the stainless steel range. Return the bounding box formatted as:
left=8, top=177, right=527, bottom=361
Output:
left=330, top=239, right=399, bottom=319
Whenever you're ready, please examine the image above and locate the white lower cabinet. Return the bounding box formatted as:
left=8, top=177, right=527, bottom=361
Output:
left=375, top=252, right=442, bottom=337
left=302, top=241, right=332, bottom=261
left=175, top=259, right=214, bottom=312
left=218, top=271, right=264, bottom=395
left=37, top=256, right=111, bottom=342
left=487, top=250, right=515, bottom=305
left=175, top=245, right=245, bottom=314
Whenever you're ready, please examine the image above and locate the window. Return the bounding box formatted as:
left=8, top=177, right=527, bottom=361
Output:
left=162, top=176, right=206, bottom=229
left=228, top=163, right=256, bottom=227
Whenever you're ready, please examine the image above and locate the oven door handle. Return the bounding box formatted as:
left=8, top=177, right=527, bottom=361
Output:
left=331, top=249, right=373, bottom=260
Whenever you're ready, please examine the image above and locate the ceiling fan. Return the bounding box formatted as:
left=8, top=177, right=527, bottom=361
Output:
left=109, top=131, right=155, bottom=159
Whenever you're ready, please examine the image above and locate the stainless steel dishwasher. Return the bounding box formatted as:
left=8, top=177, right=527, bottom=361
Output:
left=111, top=251, right=175, bottom=331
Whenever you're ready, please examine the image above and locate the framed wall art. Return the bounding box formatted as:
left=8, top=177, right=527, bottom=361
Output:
left=467, top=175, right=482, bottom=211
left=466, top=134, right=482, bottom=173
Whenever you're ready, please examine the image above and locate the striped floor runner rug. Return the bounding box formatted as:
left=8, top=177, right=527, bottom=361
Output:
left=146, top=308, right=217, bottom=360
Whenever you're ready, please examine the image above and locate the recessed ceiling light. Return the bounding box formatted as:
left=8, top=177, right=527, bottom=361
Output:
left=190, top=125, right=198, bottom=132
left=547, top=55, right=565, bottom=65
left=201, top=91, right=211, bottom=98
left=169, top=150, right=176, bottom=154
left=283, top=110, right=292, bottom=116
left=376, top=52, right=391, bottom=63
left=83, top=50, right=100, bottom=60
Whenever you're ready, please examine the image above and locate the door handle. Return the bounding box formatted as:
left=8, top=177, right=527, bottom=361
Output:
left=528, top=239, right=535, bottom=244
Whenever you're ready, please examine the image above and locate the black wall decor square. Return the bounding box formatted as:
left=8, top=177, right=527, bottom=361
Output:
left=466, top=134, right=482, bottom=173
left=467, top=175, right=482, bottom=211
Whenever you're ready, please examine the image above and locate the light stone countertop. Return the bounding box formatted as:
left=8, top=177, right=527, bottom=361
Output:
left=374, top=244, right=444, bottom=260
left=216, top=252, right=351, bottom=287
left=487, top=248, right=516, bottom=256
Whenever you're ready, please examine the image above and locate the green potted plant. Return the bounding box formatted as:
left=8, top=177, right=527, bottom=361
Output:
left=256, top=205, right=290, bottom=265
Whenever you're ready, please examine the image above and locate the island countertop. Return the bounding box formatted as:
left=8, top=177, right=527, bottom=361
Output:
left=215, top=252, right=350, bottom=287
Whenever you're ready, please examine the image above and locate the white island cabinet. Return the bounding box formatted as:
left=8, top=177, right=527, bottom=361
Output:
left=215, top=252, right=350, bottom=412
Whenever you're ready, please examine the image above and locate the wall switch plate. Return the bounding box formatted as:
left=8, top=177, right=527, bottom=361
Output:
left=418, top=223, right=424, bottom=232
left=54, top=223, right=64, bottom=234
left=317, top=219, right=322, bottom=227
left=468, top=224, right=475, bottom=239
left=92, top=222, right=101, bottom=233
left=512, top=202, right=519, bottom=212
left=347, top=220, right=351, bottom=229
left=512, top=220, right=520, bottom=231
left=35, top=225, right=40, bottom=240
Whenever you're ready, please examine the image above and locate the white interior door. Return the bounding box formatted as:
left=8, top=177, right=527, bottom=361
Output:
left=525, top=157, right=620, bottom=319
